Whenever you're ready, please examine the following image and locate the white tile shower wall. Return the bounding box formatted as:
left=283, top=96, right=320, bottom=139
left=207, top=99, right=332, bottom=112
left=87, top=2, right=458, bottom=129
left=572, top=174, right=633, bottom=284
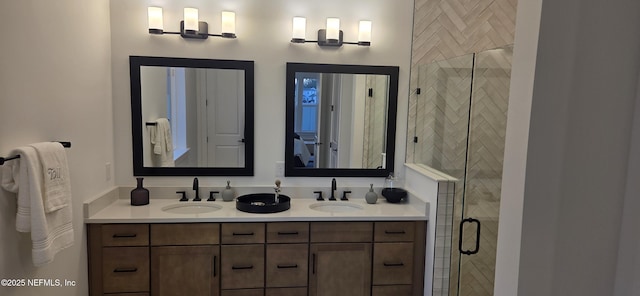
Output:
left=434, top=180, right=455, bottom=296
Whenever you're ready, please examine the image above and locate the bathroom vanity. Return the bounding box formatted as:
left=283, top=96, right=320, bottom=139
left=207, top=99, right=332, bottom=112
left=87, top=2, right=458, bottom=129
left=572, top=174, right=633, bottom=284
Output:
left=84, top=188, right=428, bottom=296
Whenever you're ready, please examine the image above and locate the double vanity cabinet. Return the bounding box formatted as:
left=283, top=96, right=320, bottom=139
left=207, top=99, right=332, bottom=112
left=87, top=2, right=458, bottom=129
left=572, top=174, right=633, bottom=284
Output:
left=87, top=221, right=426, bottom=296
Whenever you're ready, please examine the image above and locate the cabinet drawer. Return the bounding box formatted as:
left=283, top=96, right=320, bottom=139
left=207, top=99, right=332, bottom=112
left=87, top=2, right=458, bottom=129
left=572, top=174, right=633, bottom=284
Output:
left=372, top=285, right=413, bottom=296
left=310, top=222, right=373, bottom=243
left=373, top=243, right=414, bottom=285
left=102, top=247, right=149, bottom=293
left=101, top=224, right=149, bottom=246
left=151, top=223, right=220, bottom=245
left=221, top=245, right=265, bottom=289
left=222, top=223, right=265, bottom=244
left=266, top=222, right=309, bottom=243
left=266, top=287, right=307, bottom=296
left=221, top=289, right=264, bottom=296
left=266, top=244, right=308, bottom=287
left=374, top=222, right=415, bottom=242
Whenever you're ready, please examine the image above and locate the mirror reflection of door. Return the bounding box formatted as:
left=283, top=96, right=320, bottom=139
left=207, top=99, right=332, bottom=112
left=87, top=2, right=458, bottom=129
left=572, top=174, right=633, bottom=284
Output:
left=198, top=69, right=245, bottom=167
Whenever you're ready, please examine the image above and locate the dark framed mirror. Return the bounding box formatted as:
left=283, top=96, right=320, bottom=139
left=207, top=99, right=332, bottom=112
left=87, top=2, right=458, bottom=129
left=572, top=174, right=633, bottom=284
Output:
left=285, top=62, right=399, bottom=177
left=130, top=56, right=254, bottom=176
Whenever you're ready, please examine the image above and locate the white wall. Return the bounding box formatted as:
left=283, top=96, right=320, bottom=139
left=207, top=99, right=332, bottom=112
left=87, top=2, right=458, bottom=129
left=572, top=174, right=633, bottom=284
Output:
left=110, top=0, right=413, bottom=188
left=0, top=1, right=113, bottom=296
left=495, top=0, right=640, bottom=295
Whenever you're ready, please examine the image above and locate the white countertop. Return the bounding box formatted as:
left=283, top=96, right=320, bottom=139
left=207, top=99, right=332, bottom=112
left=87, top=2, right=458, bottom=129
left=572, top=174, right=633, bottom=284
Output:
left=84, top=187, right=429, bottom=223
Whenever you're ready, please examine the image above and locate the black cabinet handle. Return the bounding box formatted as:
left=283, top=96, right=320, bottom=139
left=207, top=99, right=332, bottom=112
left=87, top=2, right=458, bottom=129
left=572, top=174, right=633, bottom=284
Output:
left=383, top=262, right=405, bottom=267
left=232, top=264, right=254, bottom=270
left=277, top=264, right=298, bottom=269
left=384, top=230, right=406, bottom=235
left=214, top=256, right=218, bottom=277
left=312, top=253, right=317, bottom=274
left=277, top=231, right=299, bottom=235
left=113, top=267, right=137, bottom=273
left=232, top=232, right=254, bottom=236
left=112, top=233, right=137, bottom=238
left=459, top=217, right=481, bottom=255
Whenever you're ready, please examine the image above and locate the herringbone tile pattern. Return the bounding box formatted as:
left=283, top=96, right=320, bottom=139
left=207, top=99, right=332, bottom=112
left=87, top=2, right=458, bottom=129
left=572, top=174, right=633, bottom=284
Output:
left=412, top=0, right=517, bottom=66
left=407, top=0, right=517, bottom=163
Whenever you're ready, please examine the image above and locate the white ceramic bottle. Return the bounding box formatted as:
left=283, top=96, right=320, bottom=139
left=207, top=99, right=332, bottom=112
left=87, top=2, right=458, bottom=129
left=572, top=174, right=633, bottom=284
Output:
left=365, top=184, right=378, bottom=204
left=221, top=180, right=235, bottom=202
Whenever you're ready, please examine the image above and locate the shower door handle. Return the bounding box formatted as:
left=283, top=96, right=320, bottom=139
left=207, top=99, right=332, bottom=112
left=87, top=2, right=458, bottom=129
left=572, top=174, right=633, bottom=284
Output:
left=459, top=217, right=481, bottom=255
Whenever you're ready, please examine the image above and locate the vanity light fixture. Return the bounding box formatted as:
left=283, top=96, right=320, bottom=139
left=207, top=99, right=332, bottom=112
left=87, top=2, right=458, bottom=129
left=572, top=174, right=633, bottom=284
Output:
left=147, top=7, right=237, bottom=40
left=291, top=17, right=372, bottom=47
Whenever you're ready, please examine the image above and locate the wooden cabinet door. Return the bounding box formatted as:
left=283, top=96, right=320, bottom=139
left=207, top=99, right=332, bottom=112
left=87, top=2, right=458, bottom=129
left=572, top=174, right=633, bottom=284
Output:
left=151, top=245, right=220, bottom=296
left=309, top=243, right=372, bottom=296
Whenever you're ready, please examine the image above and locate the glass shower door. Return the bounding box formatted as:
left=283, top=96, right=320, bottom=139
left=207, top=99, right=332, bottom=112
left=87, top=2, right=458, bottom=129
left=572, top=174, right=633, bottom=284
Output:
left=413, top=53, right=474, bottom=296
left=455, top=45, right=513, bottom=296
left=412, top=45, right=513, bottom=296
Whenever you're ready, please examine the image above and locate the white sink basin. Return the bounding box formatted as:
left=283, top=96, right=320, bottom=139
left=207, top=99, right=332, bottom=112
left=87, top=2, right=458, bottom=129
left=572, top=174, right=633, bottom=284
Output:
left=309, top=202, right=364, bottom=213
left=161, top=203, right=222, bottom=214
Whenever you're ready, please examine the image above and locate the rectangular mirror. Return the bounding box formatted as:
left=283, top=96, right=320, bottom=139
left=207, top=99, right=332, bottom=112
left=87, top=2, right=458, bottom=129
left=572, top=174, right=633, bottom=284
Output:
left=285, top=63, right=399, bottom=177
left=130, top=56, right=254, bottom=176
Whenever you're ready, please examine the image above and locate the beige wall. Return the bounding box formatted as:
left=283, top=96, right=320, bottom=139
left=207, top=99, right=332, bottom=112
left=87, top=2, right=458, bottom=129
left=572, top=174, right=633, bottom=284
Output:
left=0, top=1, right=113, bottom=295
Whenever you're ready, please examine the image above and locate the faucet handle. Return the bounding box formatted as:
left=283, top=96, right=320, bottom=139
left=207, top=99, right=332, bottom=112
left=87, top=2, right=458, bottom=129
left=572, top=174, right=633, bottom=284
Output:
left=176, top=191, right=188, bottom=202
left=341, top=191, right=351, bottom=201
left=208, top=191, right=219, bottom=201
left=314, top=191, right=324, bottom=201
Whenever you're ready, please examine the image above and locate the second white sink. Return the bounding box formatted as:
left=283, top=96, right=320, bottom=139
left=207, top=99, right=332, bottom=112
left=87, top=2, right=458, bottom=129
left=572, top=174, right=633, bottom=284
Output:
left=161, top=203, right=222, bottom=214
left=309, top=202, right=364, bottom=213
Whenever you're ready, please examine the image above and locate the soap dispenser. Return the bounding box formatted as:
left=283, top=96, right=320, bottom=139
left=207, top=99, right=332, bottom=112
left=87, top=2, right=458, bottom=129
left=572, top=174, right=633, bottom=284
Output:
left=365, top=184, right=378, bottom=204
left=221, top=180, right=235, bottom=202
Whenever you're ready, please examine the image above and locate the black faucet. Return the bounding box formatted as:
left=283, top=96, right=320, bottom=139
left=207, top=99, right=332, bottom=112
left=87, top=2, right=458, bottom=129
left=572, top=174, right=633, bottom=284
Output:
left=192, top=177, right=201, bottom=201
left=329, top=178, right=337, bottom=200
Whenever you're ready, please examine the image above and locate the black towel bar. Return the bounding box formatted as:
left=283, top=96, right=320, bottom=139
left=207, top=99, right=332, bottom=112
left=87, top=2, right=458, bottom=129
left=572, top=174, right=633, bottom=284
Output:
left=0, top=141, right=71, bottom=165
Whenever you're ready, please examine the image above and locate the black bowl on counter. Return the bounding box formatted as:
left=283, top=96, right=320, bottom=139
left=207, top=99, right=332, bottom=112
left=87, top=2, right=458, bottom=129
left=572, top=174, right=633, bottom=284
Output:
left=381, top=188, right=407, bottom=203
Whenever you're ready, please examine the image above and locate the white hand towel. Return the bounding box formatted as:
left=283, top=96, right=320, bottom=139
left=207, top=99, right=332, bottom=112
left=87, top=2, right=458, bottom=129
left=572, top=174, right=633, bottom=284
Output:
left=151, top=118, right=174, bottom=167
left=0, top=146, right=74, bottom=267
left=29, top=142, right=71, bottom=213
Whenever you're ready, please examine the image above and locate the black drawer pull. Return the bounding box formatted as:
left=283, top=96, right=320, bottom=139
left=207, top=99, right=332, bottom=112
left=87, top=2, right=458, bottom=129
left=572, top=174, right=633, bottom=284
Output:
left=384, top=230, right=406, bottom=235
left=232, top=264, right=254, bottom=270
left=112, top=233, right=137, bottom=238
left=312, top=253, right=317, bottom=274
left=232, top=232, right=254, bottom=236
left=113, top=267, right=138, bottom=273
left=383, top=262, right=405, bottom=267
left=277, top=264, right=298, bottom=269
left=277, top=231, right=299, bottom=235
left=213, top=256, right=217, bottom=277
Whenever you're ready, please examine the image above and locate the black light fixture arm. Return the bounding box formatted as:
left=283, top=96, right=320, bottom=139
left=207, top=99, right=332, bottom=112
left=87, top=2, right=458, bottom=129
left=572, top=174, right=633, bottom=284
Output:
left=149, top=20, right=236, bottom=40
